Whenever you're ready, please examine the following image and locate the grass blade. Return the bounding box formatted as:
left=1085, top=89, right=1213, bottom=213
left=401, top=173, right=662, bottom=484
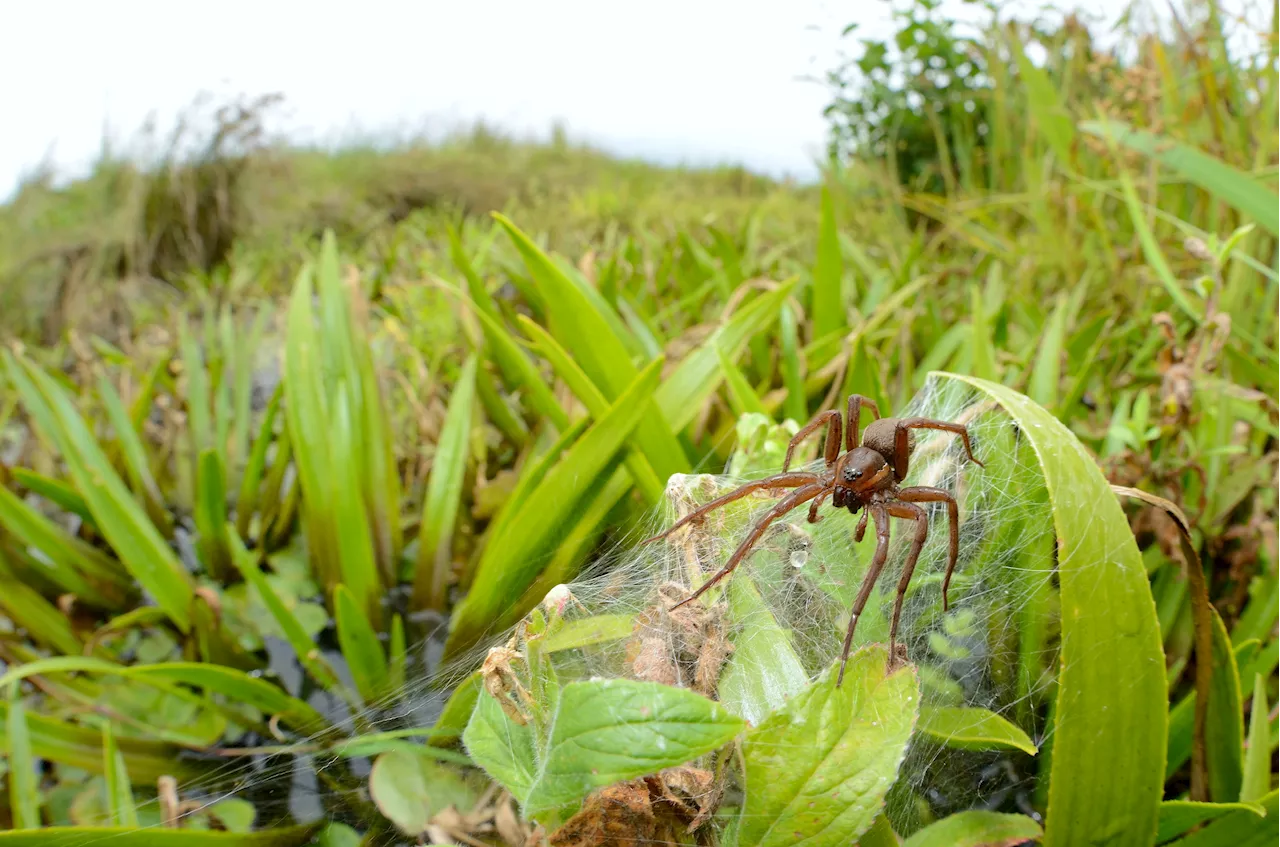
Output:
left=6, top=684, right=39, bottom=829
left=102, top=723, right=139, bottom=827
left=335, top=583, right=390, bottom=707
left=414, top=354, right=478, bottom=610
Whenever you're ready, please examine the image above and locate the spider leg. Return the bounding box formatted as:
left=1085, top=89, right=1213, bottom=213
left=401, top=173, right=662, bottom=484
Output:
left=807, top=490, right=829, bottom=524
left=846, top=394, right=881, bottom=451
left=641, top=472, right=820, bottom=545
left=891, top=418, right=984, bottom=481
left=854, top=508, right=870, bottom=542
left=837, top=503, right=891, bottom=686
left=885, top=501, right=929, bottom=668
left=782, top=409, right=843, bottom=472
left=899, top=486, right=959, bottom=610
left=671, top=483, right=826, bottom=610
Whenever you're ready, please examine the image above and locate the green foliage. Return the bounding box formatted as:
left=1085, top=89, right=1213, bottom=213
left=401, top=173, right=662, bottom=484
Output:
left=0, top=3, right=1275, bottom=841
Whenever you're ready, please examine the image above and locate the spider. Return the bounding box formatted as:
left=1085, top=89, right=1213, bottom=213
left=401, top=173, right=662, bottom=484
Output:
left=643, top=394, right=983, bottom=685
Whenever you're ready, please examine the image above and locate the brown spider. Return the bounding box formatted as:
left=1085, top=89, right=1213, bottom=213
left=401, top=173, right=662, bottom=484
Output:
left=643, top=395, right=983, bottom=685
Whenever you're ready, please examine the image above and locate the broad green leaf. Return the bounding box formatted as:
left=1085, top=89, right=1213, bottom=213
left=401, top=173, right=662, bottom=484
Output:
left=4, top=353, right=194, bottom=631
left=1164, top=790, right=1277, bottom=846
left=739, top=645, right=919, bottom=847
left=521, top=678, right=745, bottom=815
left=467, top=300, right=569, bottom=430
left=235, top=381, right=283, bottom=539
left=446, top=357, right=664, bottom=657
left=0, top=825, right=321, bottom=846
left=1157, top=799, right=1266, bottom=843
left=918, top=706, right=1038, bottom=756
left=901, top=810, right=1044, bottom=847
left=718, top=575, right=809, bottom=726
left=1241, top=673, right=1271, bottom=802
left=1167, top=639, right=1259, bottom=782
left=938, top=373, right=1166, bottom=847
left=369, top=747, right=483, bottom=835
left=414, top=354, right=478, bottom=609
left=6, top=685, right=39, bottom=830
left=462, top=687, right=538, bottom=804
left=335, top=583, right=390, bottom=706
left=813, top=184, right=845, bottom=339
left=102, top=724, right=138, bottom=827
left=1080, top=120, right=1280, bottom=236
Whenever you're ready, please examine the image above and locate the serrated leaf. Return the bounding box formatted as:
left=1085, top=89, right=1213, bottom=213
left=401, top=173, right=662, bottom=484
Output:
left=739, top=645, right=919, bottom=847
left=918, top=706, right=1038, bottom=756
left=523, top=679, right=745, bottom=815
left=462, top=687, right=538, bottom=804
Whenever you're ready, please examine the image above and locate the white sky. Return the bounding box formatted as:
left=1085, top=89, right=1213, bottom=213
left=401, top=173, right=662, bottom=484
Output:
left=0, top=1, right=1167, bottom=198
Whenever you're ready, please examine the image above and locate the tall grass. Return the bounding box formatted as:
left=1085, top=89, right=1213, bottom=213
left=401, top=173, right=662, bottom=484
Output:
left=0, top=2, right=1275, bottom=843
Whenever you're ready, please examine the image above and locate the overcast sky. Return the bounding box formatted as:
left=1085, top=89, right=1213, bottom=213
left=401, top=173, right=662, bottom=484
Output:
left=0, top=0, right=1184, bottom=198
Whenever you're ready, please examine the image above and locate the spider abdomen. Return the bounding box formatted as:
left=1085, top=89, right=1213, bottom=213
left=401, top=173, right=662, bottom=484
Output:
left=861, top=417, right=912, bottom=462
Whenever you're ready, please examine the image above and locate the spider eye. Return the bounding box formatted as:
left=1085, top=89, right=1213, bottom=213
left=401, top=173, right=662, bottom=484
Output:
left=852, top=470, right=862, bottom=479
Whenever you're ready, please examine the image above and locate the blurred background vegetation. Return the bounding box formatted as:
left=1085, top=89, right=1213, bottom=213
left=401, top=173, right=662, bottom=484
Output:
left=0, top=0, right=1275, bottom=844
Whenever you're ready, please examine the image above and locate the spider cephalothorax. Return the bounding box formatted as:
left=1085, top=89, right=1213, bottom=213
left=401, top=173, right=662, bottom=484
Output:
left=643, top=395, right=983, bottom=685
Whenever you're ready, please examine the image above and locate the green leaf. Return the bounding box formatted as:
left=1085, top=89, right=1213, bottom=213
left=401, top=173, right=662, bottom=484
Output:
left=96, top=374, right=168, bottom=531
left=0, top=703, right=204, bottom=784
left=1204, top=608, right=1245, bottom=803
left=334, top=583, right=390, bottom=706
left=918, top=706, right=1038, bottom=756
left=4, top=352, right=195, bottom=631
left=1027, top=294, right=1068, bottom=410
left=1157, top=799, right=1266, bottom=843
left=6, top=685, right=39, bottom=830
left=716, top=345, right=767, bottom=417
left=901, top=811, right=1044, bottom=847
left=738, top=645, right=919, bottom=847
left=414, top=354, right=478, bottom=610
left=539, top=614, right=635, bottom=653
left=718, top=574, right=809, bottom=726
left=462, top=686, right=538, bottom=804
left=0, top=558, right=87, bottom=655
left=1011, top=38, right=1074, bottom=163
left=102, top=723, right=138, bottom=827
left=938, top=373, right=1166, bottom=847
left=778, top=302, right=807, bottom=424
left=1163, top=790, right=1277, bottom=846
left=1079, top=120, right=1280, bottom=236
left=227, top=531, right=343, bottom=692
left=369, top=747, right=482, bottom=835
left=525, top=678, right=744, bottom=815
left=813, top=184, right=845, bottom=339
left=194, top=448, right=233, bottom=580
left=0, top=825, right=321, bottom=846
left=654, top=278, right=799, bottom=431
left=493, top=213, right=686, bottom=479
left=1241, top=673, right=1272, bottom=803
left=446, top=356, right=664, bottom=657
left=516, top=314, right=664, bottom=503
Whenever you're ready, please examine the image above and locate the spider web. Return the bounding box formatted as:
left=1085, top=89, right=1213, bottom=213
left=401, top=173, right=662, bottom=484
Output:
left=62, top=376, right=1069, bottom=844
